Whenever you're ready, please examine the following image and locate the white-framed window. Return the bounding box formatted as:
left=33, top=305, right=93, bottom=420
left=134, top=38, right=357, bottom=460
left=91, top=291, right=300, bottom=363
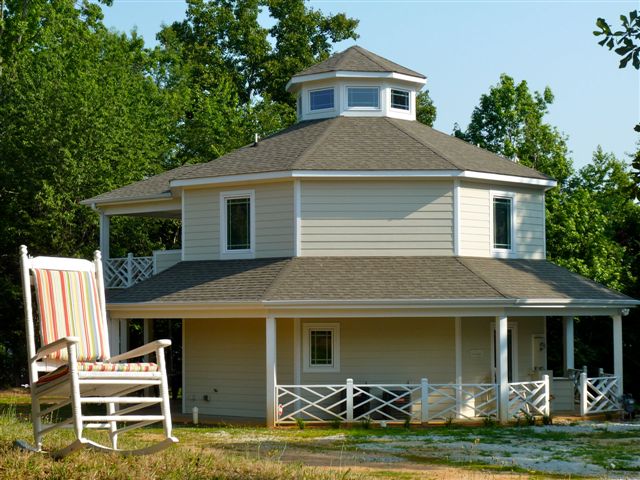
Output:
left=220, top=190, right=255, bottom=256
left=346, top=86, right=379, bottom=109
left=490, top=191, right=516, bottom=256
left=309, top=88, right=334, bottom=111
left=303, top=323, right=340, bottom=372
left=390, top=88, right=410, bottom=111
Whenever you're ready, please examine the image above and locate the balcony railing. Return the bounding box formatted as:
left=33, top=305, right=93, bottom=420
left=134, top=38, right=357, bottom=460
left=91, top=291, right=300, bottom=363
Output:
left=104, top=250, right=181, bottom=288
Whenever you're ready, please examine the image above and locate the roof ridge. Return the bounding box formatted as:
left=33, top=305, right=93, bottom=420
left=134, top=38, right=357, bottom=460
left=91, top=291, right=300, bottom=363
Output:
left=292, top=117, right=342, bottom=169
left=352, top=46, right=390, bottom=72
left=383, top=118, right=461, bottom=170
left=455, top=257, right=508, bottom=299
left=261, top=257, right=296, bottom=300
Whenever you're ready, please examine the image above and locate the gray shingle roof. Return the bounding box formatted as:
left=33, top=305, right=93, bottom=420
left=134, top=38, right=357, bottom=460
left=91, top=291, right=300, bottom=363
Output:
left=292, top=46, right=426, bottom=79
left=107, top=257, right=634, bottom=305
left=85, top=117, right=550, bottom=205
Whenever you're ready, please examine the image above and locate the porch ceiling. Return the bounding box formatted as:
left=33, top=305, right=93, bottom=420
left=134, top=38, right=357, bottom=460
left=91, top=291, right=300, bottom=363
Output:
left=106, top=257, right=637, bottom=317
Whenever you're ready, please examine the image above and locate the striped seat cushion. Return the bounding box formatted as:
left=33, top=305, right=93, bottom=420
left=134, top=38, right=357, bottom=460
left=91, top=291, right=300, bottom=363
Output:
left=33, top=268, right=109, bottom=362
left=36, top=362, right=159, bottom=384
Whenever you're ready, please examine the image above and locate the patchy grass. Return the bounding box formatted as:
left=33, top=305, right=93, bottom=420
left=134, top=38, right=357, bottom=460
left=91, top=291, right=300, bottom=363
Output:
left=2, top=390, right=640, bottom=479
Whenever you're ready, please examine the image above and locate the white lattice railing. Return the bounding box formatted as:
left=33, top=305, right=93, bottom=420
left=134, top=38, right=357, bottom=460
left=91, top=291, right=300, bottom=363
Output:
left=276, top=379, right=499, bottom=425
left=105, top=254, right=153, bottom=288
left=508, top=377, right=550, bottom=417
left=579, top=373, right=620, bottom=415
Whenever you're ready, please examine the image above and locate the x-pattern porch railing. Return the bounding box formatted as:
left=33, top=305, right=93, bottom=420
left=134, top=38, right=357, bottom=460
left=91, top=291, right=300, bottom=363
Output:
left=579, top=373, right=619, bottom=415
left=105, top=254, right=153, bottom=288
left=508, top=378, right=550, bottom=417
left=276, top=378, right=526, bottom=425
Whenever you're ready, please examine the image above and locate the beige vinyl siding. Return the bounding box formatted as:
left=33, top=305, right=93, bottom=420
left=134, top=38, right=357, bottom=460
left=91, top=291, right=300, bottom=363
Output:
left=152, top=250, right=182, bottom=273
left=182, top=182, right=294, bottom=261
left=300, top=318, right=455, bottom=384
left=458, top=182, right=545, bottom=259
left=300, top=180, right=454, bottom=256
left=183, top=318, right=292, bottom=418
left=459, top=183, right=491, bottom=257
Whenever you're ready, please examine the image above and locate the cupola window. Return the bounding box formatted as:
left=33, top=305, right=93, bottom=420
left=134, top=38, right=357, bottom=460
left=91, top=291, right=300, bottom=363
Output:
left=390, top=89, right=410, bottom=111
left=347, top=87, right=379, bottom=109
left=309, top=88, right=334, bottom=111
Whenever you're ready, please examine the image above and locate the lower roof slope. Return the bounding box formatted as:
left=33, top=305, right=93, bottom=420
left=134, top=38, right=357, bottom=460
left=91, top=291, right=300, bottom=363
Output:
left=107, top=257, right=634, bottom=306
left=84, top=117, right=551, bottom=206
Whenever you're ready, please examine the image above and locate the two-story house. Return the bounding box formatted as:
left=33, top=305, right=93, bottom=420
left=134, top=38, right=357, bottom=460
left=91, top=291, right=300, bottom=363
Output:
left=82, top=46, right=637, bottom=425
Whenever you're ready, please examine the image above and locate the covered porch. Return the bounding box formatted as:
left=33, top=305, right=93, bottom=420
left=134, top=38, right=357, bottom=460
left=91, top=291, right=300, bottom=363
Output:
left=105, top=256, right=637, bottom=426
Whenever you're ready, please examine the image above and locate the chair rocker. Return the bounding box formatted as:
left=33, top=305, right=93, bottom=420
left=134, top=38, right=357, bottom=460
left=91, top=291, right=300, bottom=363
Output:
left=18, top=245, right=178, bottom=458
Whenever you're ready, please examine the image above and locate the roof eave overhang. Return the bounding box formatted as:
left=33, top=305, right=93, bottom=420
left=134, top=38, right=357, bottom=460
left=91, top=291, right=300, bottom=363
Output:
left=170, top=169, right=557, bottom=189
left=286, top=71, right=427, bottom=92
left=107, top=297, right=636, bottom=319
left=80, top=192, right=174, bottom=208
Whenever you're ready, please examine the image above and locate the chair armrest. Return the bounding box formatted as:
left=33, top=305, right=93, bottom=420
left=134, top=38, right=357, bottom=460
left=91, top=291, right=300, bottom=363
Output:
left=31, top=336, right=79, bottom=362
left=108, top=339, right=171, bottom=363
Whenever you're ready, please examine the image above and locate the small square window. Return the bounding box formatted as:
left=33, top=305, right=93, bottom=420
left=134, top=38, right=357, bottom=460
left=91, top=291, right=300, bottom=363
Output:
left=347, top=87, right=379, bottom=108
left=303, top=323, right=340, bottom=372
left=391, top=89, right=410, bottom=110
left=309, top=88, right=334, bottom=111
left=493, top=197, right=512, bottom=250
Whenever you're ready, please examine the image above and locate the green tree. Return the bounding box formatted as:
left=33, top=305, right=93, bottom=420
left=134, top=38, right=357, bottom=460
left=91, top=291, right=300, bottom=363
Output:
left=156, top=0, right=358, bottom=164
left=594, top=10, right=640, bottom=69
left=0, top=0, right=180, bottom=385
left=416, top=90, right=437, bottom=127
left=454, top=74, right=573, bottom=184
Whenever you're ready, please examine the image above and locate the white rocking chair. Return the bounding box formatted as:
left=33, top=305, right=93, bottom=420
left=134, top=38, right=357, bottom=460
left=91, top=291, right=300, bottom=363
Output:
left=18, top=245, right=178, bottom=458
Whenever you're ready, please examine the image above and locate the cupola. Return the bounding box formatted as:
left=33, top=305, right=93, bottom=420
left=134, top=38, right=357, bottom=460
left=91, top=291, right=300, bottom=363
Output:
left=286, top=46, right=426, bottom=122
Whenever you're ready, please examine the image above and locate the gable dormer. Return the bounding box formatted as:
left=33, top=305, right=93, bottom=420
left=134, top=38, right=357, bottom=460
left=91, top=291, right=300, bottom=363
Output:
left=286, top=46, right=426, bottom=122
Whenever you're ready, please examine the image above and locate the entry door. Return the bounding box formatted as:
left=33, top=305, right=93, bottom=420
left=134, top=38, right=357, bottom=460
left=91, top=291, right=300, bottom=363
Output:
left=491, top=326, right=517, bottom=382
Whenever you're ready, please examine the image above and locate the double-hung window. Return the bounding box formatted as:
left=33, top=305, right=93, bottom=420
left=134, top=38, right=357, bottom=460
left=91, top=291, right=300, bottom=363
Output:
left=309, top=88, right=334, bottom=111
left=303, top=323, right=340, bottom=372
left=347, top=87, right=379, bottom=109
left=492, top=192, right=515, bottom=254
left=220, top=190, right=255, bottom=255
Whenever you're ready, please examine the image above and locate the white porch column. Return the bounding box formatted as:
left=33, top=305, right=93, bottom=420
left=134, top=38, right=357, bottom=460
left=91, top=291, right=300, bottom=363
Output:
left=562, top=316, right=575, bottom=374
left=119, top=319, right=129, bottom=355
left=266, top=315, right=277, bottom=427
left=612, top=314, right=623, bottom=397
left=455, top=317, right=462, bottom=418
left=497, top=315, right=509, bottom=423
left=99, top=212, right=110, bottom=259
left=108, top=316, right=120, bottom=356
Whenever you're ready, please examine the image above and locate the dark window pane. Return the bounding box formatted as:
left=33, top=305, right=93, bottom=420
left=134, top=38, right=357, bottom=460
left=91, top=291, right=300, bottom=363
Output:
left=310, top=89, right=334, bottom=110
left=310, top=330, right=332, bottom=366
left=391, top=89, right=409, bottom=110
left=348, top=87, right=379, bottom=108
left=227, top=197, right=250, bottom=250
left=493, top=197, right=511, bottom=249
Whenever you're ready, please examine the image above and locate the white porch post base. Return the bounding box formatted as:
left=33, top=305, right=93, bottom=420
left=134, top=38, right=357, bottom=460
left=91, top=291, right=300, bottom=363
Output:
left=497, top=315, right=509, bottom=423
left=612, top=314, right=623, bottom=398
left=562, top=316, right=574, bottom=374
left=266, top=315, right=277, bottom=427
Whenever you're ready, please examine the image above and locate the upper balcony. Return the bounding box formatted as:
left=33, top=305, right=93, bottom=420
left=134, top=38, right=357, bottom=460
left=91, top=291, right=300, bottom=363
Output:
left=105, top=250, right=181, bottom=289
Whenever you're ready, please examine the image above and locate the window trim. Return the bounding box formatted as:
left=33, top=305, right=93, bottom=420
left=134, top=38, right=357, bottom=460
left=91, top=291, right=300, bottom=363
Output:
left=390, top=88, right=411, bottom=111
left=219, top=189, right=255, bottom=257
left=345, top=85, right=380, bottom=111
left=490, top=190, right=516, bottom=257
left=302, top=323, right=340, bottom=373
left=309, top=87, right=335, bottom=112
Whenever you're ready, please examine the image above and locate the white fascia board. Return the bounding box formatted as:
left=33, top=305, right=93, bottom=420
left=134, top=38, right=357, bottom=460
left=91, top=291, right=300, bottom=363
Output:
left=286, top=71, right=426, bottom=91
left=169, top=169, right=556, bottom=189
left=80, top=192, right=174, bottom=207
left=461, top=171, right=557, bottom=189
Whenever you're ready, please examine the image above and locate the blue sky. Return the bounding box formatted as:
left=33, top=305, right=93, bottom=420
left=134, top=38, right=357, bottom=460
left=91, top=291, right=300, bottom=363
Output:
left=102, top=0, right=639, bottom=170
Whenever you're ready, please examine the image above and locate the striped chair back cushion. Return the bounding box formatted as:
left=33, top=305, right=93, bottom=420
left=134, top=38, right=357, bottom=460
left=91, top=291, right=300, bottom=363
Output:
left=33, top=269, right=109, bottom=362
